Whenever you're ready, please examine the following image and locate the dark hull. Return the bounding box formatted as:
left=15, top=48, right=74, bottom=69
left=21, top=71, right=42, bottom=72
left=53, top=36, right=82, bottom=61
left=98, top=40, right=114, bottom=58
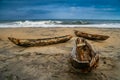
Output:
left=74, top=30, right=109, bottom=41
left=70, top=54, right=99, bottom=72
left=8, top=35, right=72, bottom=47
left=70, top=58, right=90, bottom=69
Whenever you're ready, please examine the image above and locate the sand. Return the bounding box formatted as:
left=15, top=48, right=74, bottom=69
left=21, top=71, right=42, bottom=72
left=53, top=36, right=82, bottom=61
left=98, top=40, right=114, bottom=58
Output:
left=0, top=27, right=120, bottom=80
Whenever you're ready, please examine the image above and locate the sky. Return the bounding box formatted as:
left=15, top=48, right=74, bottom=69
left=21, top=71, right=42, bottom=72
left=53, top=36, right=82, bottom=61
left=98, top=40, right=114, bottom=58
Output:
left=0, top=0, right=120, bottom=20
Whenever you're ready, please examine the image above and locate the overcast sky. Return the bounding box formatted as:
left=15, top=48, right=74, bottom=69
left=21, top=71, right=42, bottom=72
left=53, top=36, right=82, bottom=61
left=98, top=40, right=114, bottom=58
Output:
left=0, top=0, right=120, bottom=20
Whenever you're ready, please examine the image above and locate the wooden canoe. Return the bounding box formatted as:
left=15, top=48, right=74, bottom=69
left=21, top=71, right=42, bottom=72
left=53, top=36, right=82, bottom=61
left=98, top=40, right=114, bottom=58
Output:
left=74, top=30, right=109, bottom=41
left=8, top=35, right=72, bottom=47
left=70, top=38, right=99, bottom=73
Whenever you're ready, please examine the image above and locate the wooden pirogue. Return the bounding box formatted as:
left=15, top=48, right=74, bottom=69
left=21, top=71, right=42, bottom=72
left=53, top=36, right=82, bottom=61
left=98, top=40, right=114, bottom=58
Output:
left=70, top=38, right=99, bottom=73
left=8, top=35, right=72, bottom=47
left=74, top=30, right=109, bottom=41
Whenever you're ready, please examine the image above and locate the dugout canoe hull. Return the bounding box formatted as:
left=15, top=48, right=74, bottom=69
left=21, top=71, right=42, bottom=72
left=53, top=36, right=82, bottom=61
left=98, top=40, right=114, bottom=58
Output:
left=8, top=35, right=72, bottom=47
left=70, top=38, right=99, bottom=73
left=74, top=30, right=109, bottom=41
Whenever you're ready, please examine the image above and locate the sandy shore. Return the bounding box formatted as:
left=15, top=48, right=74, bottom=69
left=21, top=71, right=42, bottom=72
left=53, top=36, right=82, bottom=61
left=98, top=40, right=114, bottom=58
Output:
left=0, top=27, right=120, bottom=80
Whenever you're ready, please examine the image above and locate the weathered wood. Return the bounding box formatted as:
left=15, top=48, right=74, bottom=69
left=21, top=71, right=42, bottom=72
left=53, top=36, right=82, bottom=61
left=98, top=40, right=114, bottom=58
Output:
left=74, top=30, right=109, bottom=41
left=8, top=35, right=72, bottom=47
left=70, top=38, right=99, bottom=73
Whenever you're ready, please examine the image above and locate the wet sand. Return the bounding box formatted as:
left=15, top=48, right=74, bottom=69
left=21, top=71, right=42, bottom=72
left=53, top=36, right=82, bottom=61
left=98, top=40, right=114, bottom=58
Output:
left=0, top=27, right=120, bottom=80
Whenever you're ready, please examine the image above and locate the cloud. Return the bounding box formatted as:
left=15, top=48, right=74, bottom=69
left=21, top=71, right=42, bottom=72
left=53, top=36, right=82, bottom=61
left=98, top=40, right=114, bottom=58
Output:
left=0, top=0, right=120, bottom=20
left=36, top=5, right=117, bottom=19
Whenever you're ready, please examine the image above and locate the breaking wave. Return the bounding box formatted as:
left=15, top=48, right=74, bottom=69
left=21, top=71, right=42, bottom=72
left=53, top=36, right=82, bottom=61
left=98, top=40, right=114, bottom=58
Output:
left=0, top=20, right=120, bottom=28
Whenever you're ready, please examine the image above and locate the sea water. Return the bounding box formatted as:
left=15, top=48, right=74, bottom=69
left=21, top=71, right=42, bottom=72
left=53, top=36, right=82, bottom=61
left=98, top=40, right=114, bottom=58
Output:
left=0, top=19, right=120, bottom=28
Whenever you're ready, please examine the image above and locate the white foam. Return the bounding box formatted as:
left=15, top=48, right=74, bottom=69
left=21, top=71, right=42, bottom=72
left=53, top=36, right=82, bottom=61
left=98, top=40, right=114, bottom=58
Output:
left=0, top=20, right=120, bottom=28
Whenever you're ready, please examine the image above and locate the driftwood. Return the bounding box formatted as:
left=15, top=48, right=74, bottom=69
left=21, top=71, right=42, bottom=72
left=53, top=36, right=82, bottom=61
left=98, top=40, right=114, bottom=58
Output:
left=74, top=30, right=109, bottom=41
left=70, top=38, right=99, bottom=73
left=8, top=35, right=72, bottom=47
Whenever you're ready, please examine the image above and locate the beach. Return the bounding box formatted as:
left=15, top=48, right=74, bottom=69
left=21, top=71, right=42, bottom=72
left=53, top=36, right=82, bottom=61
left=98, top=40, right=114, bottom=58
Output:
left=0, top=27, right=120, bottom=80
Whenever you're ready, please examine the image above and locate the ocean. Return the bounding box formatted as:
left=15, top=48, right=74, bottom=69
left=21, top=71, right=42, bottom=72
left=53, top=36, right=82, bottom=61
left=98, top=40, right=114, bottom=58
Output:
left=0, top=19, right=120, bottom=28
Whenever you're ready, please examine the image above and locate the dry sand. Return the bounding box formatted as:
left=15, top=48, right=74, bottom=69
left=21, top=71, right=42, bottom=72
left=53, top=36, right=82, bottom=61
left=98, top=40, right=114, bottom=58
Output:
left=0, top=27, right=120, bottom=80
